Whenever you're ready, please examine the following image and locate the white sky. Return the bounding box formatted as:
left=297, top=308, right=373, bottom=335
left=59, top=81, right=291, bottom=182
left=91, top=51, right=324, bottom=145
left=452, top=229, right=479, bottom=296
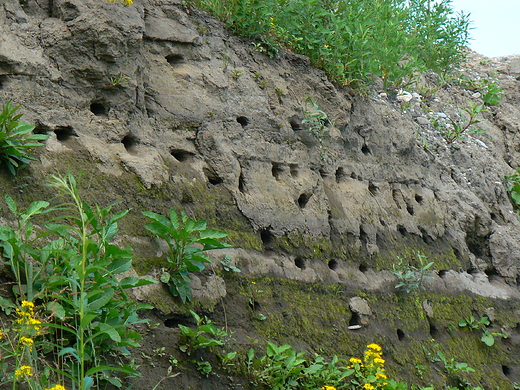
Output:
left=450, top=0, right=520, bottom=57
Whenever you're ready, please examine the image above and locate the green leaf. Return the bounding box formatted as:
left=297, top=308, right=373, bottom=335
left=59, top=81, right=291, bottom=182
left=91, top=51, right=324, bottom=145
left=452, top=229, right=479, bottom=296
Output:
left=481, top=331, right=495, bottom=346
left=83, top=376, right=94, bottom=390
left=120, top=276, right=156, bottom=289
left=4, top=194, right=17, bottom=215
left=87, top=289, right=115, bottom=311
left=142, top=211, right=173, bottom=230
left=47, top=301, right=66, bottom=320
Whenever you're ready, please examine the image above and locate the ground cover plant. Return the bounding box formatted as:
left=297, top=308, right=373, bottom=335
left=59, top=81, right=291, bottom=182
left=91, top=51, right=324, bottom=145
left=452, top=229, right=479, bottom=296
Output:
left=0, top=174, right=155, bottom=390
left=189, top=0, right=470, bottom=90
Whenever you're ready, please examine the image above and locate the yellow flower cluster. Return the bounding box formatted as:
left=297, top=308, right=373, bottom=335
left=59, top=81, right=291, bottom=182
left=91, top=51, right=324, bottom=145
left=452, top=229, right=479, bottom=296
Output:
left=322, top=386, right=337, bottom=390
left=15, top=301, right=42, bottom=335
left=15, top=365, right=33, bottom=378
left=44, top=385, right=67, bottom=390
left=349, top=343, right=388, bottom=390
left=20, top=336, right=34, bottom=347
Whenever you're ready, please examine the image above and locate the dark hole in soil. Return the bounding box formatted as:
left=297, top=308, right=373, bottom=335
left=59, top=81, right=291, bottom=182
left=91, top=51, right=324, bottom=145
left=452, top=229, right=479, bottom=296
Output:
left=502, top=365, right=511, bottom=377
left=397, top=329, right=405, bottom=341
left=0, top=75, right=6, bottom=89
left=164, top=315, right=191, bottom=328
left=90, top=101, right=107, bottom=116
left=359, top=264, right=368, bottom=273
left=203, top=167, right=223, bottom=185
left=485, top=268, right=499, bottom=278
left=121, top=134, right=138, bottom=154
left=272, top=163, right=284, bottom=179
left=165, top=54, right=183, bottom=66
left=54, top=126, right=76, bottom=142
left=238, top=172, right=246, bottom=193
left=236, top=116, right=249, bottom=127
left=397, top=225, right=407, bottom=236
left=368, top=182, right=378, bottom=195
left=438, top=270, right=449, bottom=278
left=415, top=194, right=424, bottom=203
left=328, top=259, right=338, bottom=270
left=289, top=164, right=299, bottom=177
left=290, top=119, right=302, bottom=131
left=298, top=193, right=311, bottom=208
left=429, top=323, right=439, bottom=339
left=294, top=257, right=306, bottom=270
left=33, top=122, right=50, bottom=135
left=260, top=228, right=274, bottom=245
left=336, top=167, right=347, bottom=183
left=406, top=204, right=414, bottom=215
left=379, top=218, right=387, bottom=227
left=349, top=312, right=361, bottom=327
left=170, top=148, right=194, bottom=162
left=361, top=144, right=370, bottom=154
left=248, top=300, right=261, bottom=312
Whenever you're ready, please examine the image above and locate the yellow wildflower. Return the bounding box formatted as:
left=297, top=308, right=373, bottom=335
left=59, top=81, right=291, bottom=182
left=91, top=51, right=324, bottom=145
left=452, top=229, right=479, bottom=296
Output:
left=367, top=343, right=382, bottom=351
left=363, top=383, right=375, bottom=390
left=374, top=357, right=385, bottom=365
left=20, top=336, right=34, bottom=347
left=15, top=365, right=33, bottom=377
left=21, top=301, right=35, bottom=309
left=376, top=373, right=388, bottom=380
left=0, top=329, right=3, bottom=339
left=349, top=357, right=362, bottom=364
left=322, top=386, right=337, bottom=390
left=44, top=385, right=67, bottom=390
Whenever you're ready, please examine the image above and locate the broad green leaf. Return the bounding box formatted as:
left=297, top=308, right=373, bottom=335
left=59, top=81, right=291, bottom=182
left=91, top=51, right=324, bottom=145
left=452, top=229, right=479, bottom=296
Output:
left=87, top=289, right=115, bottom=311
left=142, top=211, right=173, bottom=230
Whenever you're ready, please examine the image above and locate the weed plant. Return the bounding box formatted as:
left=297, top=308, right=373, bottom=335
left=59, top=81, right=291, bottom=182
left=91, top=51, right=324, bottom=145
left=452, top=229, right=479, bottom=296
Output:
left=0, top=101, right=49, bottom=175
left=392, top=252, right=434, bottom=294
left=189, top=0, right=470, bottom=90
left=143, top=209, right=231, bottom=303
left=0, top=174, right=155, bottom=390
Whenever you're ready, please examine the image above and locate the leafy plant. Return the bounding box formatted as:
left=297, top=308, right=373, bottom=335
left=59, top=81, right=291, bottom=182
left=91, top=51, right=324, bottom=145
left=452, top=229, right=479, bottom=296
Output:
left=458, top=316, right=490, bottom=330
left=191, top=0, right=470, bottom=90
left=220, top=254, right=241, bottom=273
left=392, top=252, right=434, bottom=294
left=178, top=310, right=229, bottom=356
left=479, top=77, right=503, bottom=106
left=246, top=342, right=357, bottom=390
left=109, top=72, right=131, bottom=86
left=438, top=103, right=486, bottom=144
left=143, top=209, right=231, bottom=303
left=302, top=98, right=331, bottom=159
left=0, top=173, right=155, bottom=390
left=480, top=328, right=507, bottom=347
left=0, top=101, right=49, bottom=175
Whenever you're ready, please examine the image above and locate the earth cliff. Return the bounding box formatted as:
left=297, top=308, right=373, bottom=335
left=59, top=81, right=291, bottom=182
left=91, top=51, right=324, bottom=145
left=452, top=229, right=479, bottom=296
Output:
left=3, top=0, right=520, bottom=388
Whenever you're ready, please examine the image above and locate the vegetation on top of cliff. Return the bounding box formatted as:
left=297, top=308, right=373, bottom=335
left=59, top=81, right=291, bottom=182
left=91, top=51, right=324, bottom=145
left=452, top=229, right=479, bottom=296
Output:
left=189, top=0, right=470, bottom=90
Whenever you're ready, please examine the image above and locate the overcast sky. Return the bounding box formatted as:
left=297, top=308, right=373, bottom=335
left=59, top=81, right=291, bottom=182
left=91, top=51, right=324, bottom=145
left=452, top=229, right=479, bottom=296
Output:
left=450, top=0, right=520, bottom=57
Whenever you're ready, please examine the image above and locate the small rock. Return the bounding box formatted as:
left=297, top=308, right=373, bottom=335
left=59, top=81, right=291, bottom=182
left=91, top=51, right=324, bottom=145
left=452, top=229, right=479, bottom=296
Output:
left=397, top=91, right=413, bottom=102
left=416, top=117, right=430, bottom=125
left=472, top=92, right=482, bottom=99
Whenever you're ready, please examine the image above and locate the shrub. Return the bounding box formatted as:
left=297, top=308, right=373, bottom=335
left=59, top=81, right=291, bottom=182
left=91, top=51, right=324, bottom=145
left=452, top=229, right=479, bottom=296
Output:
left=190, top=0, right=470, bottom=90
